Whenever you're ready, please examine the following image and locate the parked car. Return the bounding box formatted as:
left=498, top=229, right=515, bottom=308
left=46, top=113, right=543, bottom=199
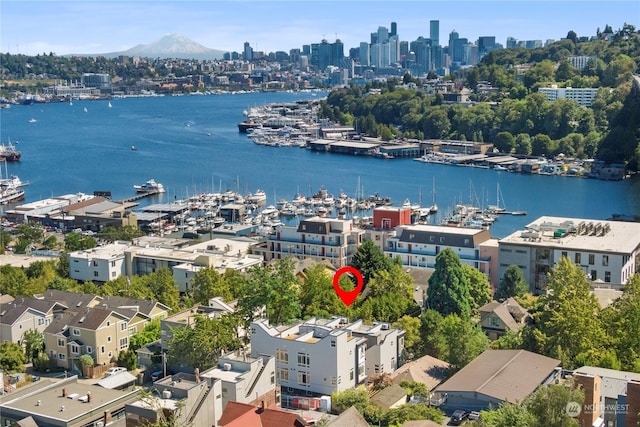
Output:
left=151, top=370, right=163, bottom=382
left=468, top=411, right=480, bottom=421
left=450, top=409, right=469, bottom=425
left=104, top=367, right=127, bottom=377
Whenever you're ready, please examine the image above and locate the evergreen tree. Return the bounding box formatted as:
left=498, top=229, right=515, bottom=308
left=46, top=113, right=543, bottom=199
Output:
left=496, top=265, right=529, bottom=300
left=426, top=248, right=471, bottom=317
left=349, top=239, right=392, bottom=285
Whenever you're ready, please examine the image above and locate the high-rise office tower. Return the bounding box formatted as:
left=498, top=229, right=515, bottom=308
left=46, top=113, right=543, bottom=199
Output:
left=360, top=42, right=370, bottom=66
left=449, top=30, right=459, bottom=51
left=390, top=22, right=397, bottom=37
left=430, top=20, right=440, bottom=46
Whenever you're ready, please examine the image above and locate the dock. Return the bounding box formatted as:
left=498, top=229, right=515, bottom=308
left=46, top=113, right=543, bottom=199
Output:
left=118, top=191, right=161, bottom=203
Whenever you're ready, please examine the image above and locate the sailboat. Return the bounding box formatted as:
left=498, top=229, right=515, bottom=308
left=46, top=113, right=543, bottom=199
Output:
left=487, top=182, right=508, bottom=214
left=83, top=107, right=88, bottom=113
left=108, top=101, right=112, bottom=108
left=429, top=177, right=438, bottom=213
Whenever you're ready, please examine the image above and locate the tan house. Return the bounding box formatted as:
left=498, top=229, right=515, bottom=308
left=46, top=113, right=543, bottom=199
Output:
left=371, top=383, right=408, bottom=410
left=478, top=298, right=532, bottom=340
left=97, top=295, right=171, bottom=334
left=44, top=308, right=131, bottom=371
left=0, top=297, right=66, bottom=344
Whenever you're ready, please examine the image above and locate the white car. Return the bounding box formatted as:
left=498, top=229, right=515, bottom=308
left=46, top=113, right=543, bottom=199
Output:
left=104, top=367, right=127, bottom=377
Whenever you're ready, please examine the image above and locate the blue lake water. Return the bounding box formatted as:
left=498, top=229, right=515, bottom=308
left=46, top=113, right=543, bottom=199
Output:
left=2, top=91, right=639, bottom=238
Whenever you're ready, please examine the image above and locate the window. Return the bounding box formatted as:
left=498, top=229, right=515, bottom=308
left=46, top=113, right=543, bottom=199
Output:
left=297, top=352, right=310, bottom=367
left=111, top=261, right=116, bottom=267
left=602, top=255, right=609, bottom=266
left=129, top=327, right=136, bottom=335
left=270, top=372, right=275, bottom=385
left=119, top=337, right=128, bottom=350
left=86, top=346, right=92, bottom=354
left=440, top=237, right=445, bottom=243
left=575, top=253, right=581, bottom=264
left=297, top=371, right=310, bottom=385
left=71, top=344, right=79, bottom=354
left=588, top=254, right=595, bottom=265
left=591, top=271, right=597, bottom=281
left=605, top=271, right=611, bottom=283
left=58, top=338, right=65, bottom=347
left=107, top=336, right=112, bottom=342
left=277, top=367, right=288, bottom=382
left=101, top=346, right=105, bottom=354
left=73, top=328, right=80, bottom=336
left=120, top=323, right=127, bottom=331
left=94, top=271, right=99, bottom=277
left=58, top=354, right=66, bottom=360
left=276, top=349, right=288, bottom=363
left=330, top=340, right=336, bottom=348
left=106, top=321, right=111, bottom=326
left=93, top=261, right=98, bottom=267
left=349, top=369, right=354, bottom=381
left=38, top=318, right=44, bottom=325
left=562, top=251, right=568, bottom=258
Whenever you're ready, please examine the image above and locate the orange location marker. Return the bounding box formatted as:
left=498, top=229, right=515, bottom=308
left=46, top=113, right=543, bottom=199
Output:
left=333, top=266, right=364, bottom=307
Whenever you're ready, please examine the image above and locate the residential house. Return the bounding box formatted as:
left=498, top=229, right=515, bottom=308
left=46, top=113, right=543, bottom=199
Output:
left=44, top=308, right=131, bottom=371
left=433, top=349, right=561, bottom=411
left=498, top=216, right=640, bottom=294
left=326, top=406, right=369, bottom=427
left=266, top=216, right=364, bottom=268
left=371, top=383, right=408, bottom=410
left=217, top=401, right=309, bottom=427
left=346, top=320, right=406, bottom=377
left=0, top=297, right=66, bottom=344
left=126, top=371, right=223, bottom=427
left=0, top=376, right=139, bottom=427
left=391, top=354, right=450, bottom=391
left=35, top=289, right=102, bottom=314
left=478, top=298, right=532, bottom=340
left=200, top=350, right=278, bottom=410
left=67, top=242, right=130, bottom=283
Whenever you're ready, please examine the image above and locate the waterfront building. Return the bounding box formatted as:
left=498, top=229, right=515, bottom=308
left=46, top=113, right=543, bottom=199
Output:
left=81, top=73, right=112, bottom=92
left=266, top=216, right=364, bottom=268
left=249, top=317, right=404, bottom=403
left=382, top=223, right=496, bottom=285
left=498, top=216, right=640, bottom=294
left=538, top=85, right=600, bottom=107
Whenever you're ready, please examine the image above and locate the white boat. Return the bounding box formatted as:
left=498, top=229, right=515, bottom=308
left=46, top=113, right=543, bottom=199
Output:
left=134, top=179, right=165, bottom=193
left=246, top=189, right=267, bottom=205
left=28, top=118, right=37, bottom=123
left=0, top=161, right=26, bottom=204
left=261, top=205, right=279, bottom=218
left=108, top=102, right=113, bottom=108
left=83, top=107, right=88, bottom=113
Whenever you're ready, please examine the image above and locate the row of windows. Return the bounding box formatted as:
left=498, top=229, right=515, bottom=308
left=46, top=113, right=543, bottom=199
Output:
left=562, top=252, right=609, bottom=266
left=276, top=368, right=311, bottom=385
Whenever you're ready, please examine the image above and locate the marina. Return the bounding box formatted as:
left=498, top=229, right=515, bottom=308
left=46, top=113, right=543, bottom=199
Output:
left=0, top=91, right=638, bottom=238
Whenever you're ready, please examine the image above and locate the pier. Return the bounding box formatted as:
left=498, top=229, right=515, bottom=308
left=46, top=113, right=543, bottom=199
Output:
left=117, top=191, right=161, bottom=203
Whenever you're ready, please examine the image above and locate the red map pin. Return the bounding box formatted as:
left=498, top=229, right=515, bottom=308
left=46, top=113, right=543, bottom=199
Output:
left=333, top=266, right=364, bottom=307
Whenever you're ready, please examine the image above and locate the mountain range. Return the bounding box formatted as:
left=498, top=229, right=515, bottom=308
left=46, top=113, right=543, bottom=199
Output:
left=81, top=33, right=228, bottom=60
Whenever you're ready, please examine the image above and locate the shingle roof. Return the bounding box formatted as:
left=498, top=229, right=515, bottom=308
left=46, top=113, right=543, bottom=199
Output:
left=435, top=349, right=560, bottom=403
left=371, top=384, right=408, bottom=410
left=326, top=406, right=369, bottom=427
left=37, top=289, right=101, bottom=312
left=0, top=304, right=44, bottom=326
left=391, top=354, right=451, bottom=391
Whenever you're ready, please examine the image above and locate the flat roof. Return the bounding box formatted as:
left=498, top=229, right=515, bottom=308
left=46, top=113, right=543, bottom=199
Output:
left=0, top=377, right=138, bottom=423
left=329, top=140, right=379, bottom=149
left=500, top=216, right=640, bottom=253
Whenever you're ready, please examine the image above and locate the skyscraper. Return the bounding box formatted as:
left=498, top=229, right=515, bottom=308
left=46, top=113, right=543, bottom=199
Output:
left=430, top=20, right=440, bottom=47
left=390, top=22, right=397, bottom=37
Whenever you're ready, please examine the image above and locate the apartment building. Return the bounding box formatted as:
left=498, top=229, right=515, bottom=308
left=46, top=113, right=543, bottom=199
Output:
left=498, top=216, right=640, bottom=294
left=249, top=316, right=405, bottom=405
left=266, top=216, right=364, bottom=268
left=0, top=297, right=66, bottom=344
left=538, top=85, right=600, bottom=106
left=383, top=223, right=496, bottom=284
left=201, top=350, right=278, bottom=410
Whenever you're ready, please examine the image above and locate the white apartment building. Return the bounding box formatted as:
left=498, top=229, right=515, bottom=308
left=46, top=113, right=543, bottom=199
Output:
left=249, top=317, right=368, bottom=397
left=498, top=216, right=640, bottom=294
left=249, top=317, right=405, bottom=400
left=201, top=350, right=277, bottom=410
left=66, top=237, right=262, bottom=290
left=538, top=85, right=600, bottom=107
left=68, top=242, right=130, bottom=283
left=266, top=216, right=363, bottom=268
left=568, top=55, right=597, bottom=70
left=383, top=224, right=495, bottom=281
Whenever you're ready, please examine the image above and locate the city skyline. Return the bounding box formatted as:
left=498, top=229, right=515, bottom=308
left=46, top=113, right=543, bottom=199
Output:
left=1, top=1, right=636, bottom=57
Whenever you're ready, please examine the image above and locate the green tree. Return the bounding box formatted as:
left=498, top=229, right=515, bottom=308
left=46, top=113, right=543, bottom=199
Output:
left=191, top=267, right=232, bottom=304
left=64, top=232, right=97, bottom=251
left=496, top=265, right=529, bottom=300
left=529, top=257, right=606, bottom=369
left=383, top=404, right=445, bottom=425
left=393, top=315, right=422, bottom=356
left=462, top=264, right=492, bottom=313
left=79, top=354, right=95, bottom=370
left=167, top=314, right=241, bottom=371
left=299, top=263, right=345, bottom=318
left=399, top=380, right=429, bottom=398
left=493, top=131, right=516, bottom=153
left=479, top=401, right=535, bottom=427
left=129, top=318, right=161, bottom=351
left=427, top=248, right=471, bottom=317
left=118, top=349, right=137, bottom=371
left=439, top=314, right=489, bottom=370
left=525, top=383, right=584, bottom=427
left=350, top=239, right=392, bottom=285
left=357, top=264, right=417, bottom=323
left=33, top=351, right=51, bottom=372
left=142, top=268, right=180, bottom=311
left=22, top=329, right=44, bottom=363
left=514, top=133, right=532, bottom=155
left=419, top=309, right=446, bottom=359
left=0, top=341, right=26, bottom=373
left=331, top=386, right=370, bottom=413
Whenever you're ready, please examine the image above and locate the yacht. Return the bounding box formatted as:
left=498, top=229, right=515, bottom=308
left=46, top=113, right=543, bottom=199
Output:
left=134, top=179, right=165, bottom=193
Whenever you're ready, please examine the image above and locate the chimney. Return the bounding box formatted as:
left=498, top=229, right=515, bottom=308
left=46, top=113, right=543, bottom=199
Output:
left=259, top=400, right=265, bottom=412
left=104, top=410, right=112, bottom=425
left=62, top=388, right=67, bottom=397
left=87, top=391, right=92, bottom=402
left=194, top=368, right=200, bottom=383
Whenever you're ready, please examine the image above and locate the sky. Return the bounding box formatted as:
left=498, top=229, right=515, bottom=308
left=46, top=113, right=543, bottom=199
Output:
left=1, top=1, right=637, bottom=56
